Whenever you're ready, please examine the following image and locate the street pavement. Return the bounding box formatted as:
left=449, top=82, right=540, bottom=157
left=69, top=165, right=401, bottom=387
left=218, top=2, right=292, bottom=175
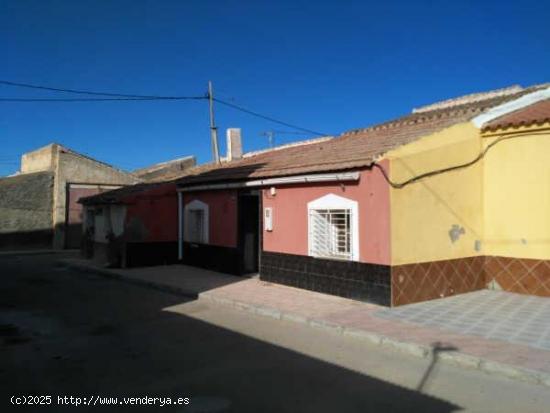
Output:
left=62, top=256, right=550, bottom=383
left=2, top=254, right=550, bottom=412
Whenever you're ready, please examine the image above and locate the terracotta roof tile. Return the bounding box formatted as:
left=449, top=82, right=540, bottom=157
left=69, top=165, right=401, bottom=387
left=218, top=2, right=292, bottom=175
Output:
left=176, top=84, right=547, bottom=186
left=482, top=99, right=550, bottom=132
left=79, top=182, right=167, bottom=205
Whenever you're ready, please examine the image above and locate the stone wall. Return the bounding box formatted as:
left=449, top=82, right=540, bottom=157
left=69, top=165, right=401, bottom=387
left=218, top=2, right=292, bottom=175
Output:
left=0, top=172, right=54, bottom=249
left=53, top=147, right=140, bottom=248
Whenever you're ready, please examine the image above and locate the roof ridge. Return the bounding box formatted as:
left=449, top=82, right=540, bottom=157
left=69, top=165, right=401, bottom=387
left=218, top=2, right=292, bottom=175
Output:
left=412, top=85, right=523, bottom=113
left=218, top=135, right=334, bottom=162
left=342, top=85, right=549, bottom=137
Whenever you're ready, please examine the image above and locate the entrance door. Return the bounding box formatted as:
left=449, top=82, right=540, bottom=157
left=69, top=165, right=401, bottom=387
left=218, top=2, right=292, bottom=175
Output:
left=65, top=186, right=103, bottom=249
left=238, top=193, right=261, bottom=274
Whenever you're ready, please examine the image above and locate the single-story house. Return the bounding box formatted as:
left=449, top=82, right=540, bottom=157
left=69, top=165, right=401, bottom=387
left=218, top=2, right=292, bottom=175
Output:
left=80, top=134, right=331, bottom=268
left=79, top=181, right=180, bottom=267
left=173, top=83, right=550, bottom=306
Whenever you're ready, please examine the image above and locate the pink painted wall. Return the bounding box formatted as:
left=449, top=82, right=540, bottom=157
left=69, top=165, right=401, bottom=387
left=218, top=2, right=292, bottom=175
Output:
left=262, top=163, right=391, bottom=265
left=184, top=190, right=238, bottom=248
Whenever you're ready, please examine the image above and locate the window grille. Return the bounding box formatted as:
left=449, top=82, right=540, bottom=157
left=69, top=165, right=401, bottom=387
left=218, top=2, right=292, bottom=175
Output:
left=188, top=209, right=205, bottom=243
left=309, top=209, right=352, bottom=260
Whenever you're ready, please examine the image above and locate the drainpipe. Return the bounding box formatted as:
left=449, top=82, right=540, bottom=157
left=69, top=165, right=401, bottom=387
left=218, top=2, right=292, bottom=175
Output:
left=178, top=192, right=183, bottom=260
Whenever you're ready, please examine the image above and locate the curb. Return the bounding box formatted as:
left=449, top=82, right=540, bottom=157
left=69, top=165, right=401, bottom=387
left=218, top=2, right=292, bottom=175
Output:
left=199, top=292, right=550, bottom=388
left=0, top=249, right=79, bottom=257
left=58, top=260, right=199, bottom=299
left=56, top=259, right=550, bottom=388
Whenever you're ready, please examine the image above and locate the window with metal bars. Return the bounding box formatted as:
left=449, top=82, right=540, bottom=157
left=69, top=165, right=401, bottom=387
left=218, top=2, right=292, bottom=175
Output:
left=309, top=209, right=352, bottom=260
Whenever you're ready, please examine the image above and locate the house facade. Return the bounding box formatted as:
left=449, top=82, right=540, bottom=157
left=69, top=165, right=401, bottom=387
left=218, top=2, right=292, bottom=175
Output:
left=80, top=134, right=333, bottom=270
left=81, top=182, right=180, bottom=267
left=0, top=143, right=140, bottom=250
left=174, top=83, right=550, bottom=306
left=77, top=83, right=550, bottom=306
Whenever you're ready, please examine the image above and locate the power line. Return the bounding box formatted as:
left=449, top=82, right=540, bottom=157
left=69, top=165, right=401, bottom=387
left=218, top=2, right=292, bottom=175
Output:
left=213, top=97, right=331, bottom=137
left=0, top=97, right=202, bottom=102
left=0, top=79, right=332, bottom=138
left=0, top=79, right=205, bottom=99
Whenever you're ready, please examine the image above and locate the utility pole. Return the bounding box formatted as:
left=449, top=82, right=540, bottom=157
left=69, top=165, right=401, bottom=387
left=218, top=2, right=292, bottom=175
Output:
left=208, top=81, right=220, bottom=164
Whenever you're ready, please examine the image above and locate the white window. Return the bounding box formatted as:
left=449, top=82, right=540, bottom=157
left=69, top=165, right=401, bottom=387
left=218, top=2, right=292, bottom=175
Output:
left=184, top=200, right=209, bottom=244
left=309, top=209, right=351, bottom=259
left=188, top=209, right=205, bottom=243
left=308, top=194, right=359, bottom=261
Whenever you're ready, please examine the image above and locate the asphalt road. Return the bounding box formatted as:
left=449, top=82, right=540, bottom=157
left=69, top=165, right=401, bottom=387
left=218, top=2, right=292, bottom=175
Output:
left=1, top=253, right=549, bottom=413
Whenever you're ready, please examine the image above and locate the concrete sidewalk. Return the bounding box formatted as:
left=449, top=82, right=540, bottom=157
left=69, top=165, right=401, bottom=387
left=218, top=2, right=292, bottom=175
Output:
left=60, top=258, right=243, bottom=298
left=59, top=258, right=550, bottom=387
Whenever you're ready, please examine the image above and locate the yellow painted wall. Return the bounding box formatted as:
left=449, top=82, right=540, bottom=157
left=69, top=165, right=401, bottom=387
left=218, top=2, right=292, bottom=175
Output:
left=387, top=122, right=484, bottom=265
left=483, top=124, right=550, bottom=259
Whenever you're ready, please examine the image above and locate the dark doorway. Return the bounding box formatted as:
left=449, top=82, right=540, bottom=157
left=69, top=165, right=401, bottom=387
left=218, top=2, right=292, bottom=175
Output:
left=238, top=192, right=261, bottom=274
left=65, top=185, right=102, bottom=249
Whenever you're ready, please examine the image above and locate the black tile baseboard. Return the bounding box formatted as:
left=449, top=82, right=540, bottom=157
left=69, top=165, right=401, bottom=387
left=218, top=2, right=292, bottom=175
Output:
left=182, top=242, right=241, bottom=275
left=260, top=251, right=391, bottom=306
left=126, top=241, right=178, bottom=268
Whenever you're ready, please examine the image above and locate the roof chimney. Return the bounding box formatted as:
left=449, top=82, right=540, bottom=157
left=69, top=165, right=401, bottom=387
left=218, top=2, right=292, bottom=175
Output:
left=226, top=128, right=243, bottom=161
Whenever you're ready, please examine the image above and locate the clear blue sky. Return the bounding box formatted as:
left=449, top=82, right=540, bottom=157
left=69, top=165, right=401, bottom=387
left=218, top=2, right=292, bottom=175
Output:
left=1, top=0, right=549, bottom=176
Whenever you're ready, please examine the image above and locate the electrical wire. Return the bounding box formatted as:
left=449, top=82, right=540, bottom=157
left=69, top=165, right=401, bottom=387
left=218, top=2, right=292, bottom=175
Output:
left=213, top=97, right=331, bottom=137
left=0, top=79, right=205, bottom=100
left=372, top=130, right=550, bottom=189
left=0, top=79, right=332, bottom=137
left=0, top=97, right=201, bottom=102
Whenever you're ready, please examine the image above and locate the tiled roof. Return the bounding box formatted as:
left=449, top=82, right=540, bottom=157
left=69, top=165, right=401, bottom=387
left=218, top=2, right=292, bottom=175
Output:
left=482, top=99, right=550, bottom=132
left=79, top=182, right=168, bottom=205
left=132, top=155, right=196, bottom=182
left=79, top=138, right=333, bottom=204
left=176, top=84, right=548, bottom=187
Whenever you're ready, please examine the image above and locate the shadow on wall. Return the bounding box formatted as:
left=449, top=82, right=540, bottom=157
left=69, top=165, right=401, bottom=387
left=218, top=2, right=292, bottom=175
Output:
left=178, top=162, right=268, bottom=185
left=0, top=223, right=88, bottom=251
left=0, top=229, right=53, bottom=251
left=1, top=254, right=461, bottom=412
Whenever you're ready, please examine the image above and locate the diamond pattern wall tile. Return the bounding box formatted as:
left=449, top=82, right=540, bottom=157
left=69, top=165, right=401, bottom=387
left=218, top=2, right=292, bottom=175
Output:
left=392, top=255, right=550, bottom=307
left=485, top=256, right=550, bottom=298
left=391, top=256, right=485, bottom=306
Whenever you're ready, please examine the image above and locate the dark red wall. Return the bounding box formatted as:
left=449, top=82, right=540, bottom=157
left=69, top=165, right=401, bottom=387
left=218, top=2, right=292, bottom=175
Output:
left=124, top=183, right=178, bottom=242
left=184, top=189, right=238, bottom=248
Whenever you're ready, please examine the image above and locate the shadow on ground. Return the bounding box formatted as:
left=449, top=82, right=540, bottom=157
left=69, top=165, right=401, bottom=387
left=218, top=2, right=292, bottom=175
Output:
left=0, top=254, right=460, bottom=413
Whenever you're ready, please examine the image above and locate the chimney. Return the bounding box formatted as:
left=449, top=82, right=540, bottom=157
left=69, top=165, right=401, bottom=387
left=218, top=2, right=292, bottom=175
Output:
left=226, top=128, right=243, bottom=161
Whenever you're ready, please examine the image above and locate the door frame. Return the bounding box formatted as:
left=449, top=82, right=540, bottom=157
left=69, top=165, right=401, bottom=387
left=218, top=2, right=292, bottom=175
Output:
left=237, top=189, right=262, bottom=275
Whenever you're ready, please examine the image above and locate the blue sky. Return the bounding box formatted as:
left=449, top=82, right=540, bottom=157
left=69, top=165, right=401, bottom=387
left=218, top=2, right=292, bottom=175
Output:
left=1, top=0, right=549, bottom=176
